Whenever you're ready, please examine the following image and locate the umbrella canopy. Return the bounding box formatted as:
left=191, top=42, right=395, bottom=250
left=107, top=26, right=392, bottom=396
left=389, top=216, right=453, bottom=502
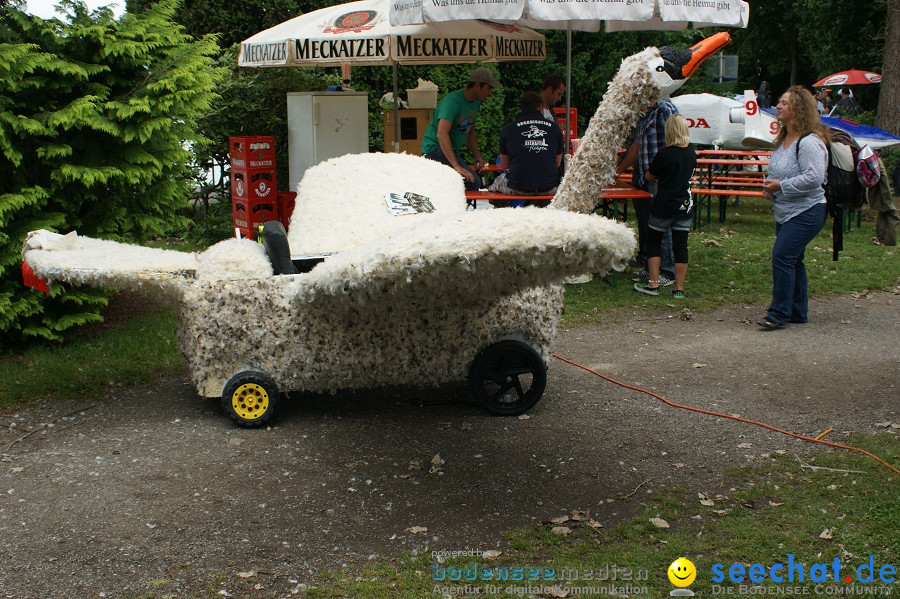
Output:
left=605, top=2, right=749, bottom=31
left=390, top=0, right=747, bottom=30
left=239, top=0, right=546, bottom=67
left=813, top=70, right=882, bottom=87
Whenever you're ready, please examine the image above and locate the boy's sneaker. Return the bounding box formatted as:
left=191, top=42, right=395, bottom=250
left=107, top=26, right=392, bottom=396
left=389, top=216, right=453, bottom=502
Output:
left=658, top=275, right=675, bottom=287
left=634, top=282, right=660, bottom=296
left=634, top=268, right=649, bottom=277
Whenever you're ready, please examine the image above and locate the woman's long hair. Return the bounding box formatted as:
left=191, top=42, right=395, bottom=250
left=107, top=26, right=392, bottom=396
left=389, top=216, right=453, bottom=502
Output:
left=773, top=86, right=831, bottom=147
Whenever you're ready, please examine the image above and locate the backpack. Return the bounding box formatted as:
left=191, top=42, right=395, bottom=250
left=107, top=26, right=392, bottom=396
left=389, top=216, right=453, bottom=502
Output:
left=855, top=145, right=881, bottom=188
left=796, top=130, right=865, bottom=261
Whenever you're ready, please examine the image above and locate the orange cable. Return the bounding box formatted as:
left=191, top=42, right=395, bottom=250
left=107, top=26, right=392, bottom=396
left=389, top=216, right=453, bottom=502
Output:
left=551, top=353, right=900, bottom=476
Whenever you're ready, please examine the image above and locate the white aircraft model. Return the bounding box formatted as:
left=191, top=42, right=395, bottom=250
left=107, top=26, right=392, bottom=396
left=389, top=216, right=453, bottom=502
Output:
left=672, top=90, right=900, bottom=150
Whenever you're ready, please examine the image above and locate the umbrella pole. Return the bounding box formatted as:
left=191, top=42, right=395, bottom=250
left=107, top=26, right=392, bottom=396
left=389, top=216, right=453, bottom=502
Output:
left=392, top=61, right=401, bottom=153
left=565, top=24, right=572, bottom=166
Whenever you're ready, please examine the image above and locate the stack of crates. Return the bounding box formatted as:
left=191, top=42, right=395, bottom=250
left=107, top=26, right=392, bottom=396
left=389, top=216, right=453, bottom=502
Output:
left=277, top=191, right=296, bottom=228
left=230, top=136, right=277, bottom=239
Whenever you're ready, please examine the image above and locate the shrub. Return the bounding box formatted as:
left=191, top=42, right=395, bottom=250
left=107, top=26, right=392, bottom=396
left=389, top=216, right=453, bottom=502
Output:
left=0, top=0, right=222, bottom=346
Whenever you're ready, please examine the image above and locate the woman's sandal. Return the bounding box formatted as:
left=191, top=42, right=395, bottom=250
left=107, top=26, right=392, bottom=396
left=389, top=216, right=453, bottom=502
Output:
left=671, top=289, right=685, bottom=299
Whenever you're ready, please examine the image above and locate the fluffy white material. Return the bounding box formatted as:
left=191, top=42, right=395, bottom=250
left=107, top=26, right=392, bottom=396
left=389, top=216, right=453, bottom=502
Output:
left=294, top=207, right=634, bottom=314
left=23, top=230, right=199, bottom=302
left=195, top=239, right=272, bottom=282
left=553, top=48, right=660, bottom=214
left=178, top=278, right=565, bottom=397
left=289, top=152, right=466, bottom=255
left=23, top=232, right=272, bottom=300
left=175, top=205, right=634, bottom=396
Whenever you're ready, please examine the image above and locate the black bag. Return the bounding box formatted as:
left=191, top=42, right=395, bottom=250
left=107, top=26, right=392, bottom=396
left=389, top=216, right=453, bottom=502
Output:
left=796, top=131, right=864, bottom=260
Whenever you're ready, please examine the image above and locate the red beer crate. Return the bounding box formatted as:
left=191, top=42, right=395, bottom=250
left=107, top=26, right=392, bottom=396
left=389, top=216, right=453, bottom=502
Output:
left=230, top=136, right=276, bottom=170
left=231, top=168, right=277, bottom=202
left=278, top=191, right=297, bottom=228
left=232, top=197, right=278, bottom=239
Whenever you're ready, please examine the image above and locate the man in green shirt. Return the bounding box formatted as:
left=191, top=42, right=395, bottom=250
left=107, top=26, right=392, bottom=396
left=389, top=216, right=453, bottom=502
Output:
left=422, top=67, right=500, bottom=190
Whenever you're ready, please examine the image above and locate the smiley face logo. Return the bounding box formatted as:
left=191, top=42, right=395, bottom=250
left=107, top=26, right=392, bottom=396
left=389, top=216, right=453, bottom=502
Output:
left=668, top=557, right=697, bottom=587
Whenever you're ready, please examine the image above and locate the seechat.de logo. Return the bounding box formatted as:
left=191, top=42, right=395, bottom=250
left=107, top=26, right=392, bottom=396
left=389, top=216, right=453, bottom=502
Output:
left=711, top=554, right=897, bottom=585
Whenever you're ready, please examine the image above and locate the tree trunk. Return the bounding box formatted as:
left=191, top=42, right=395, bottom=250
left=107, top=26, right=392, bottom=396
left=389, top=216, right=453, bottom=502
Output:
left=790, top=27, right=799, bottom=85
left=876, top=0, right=900, bottom=135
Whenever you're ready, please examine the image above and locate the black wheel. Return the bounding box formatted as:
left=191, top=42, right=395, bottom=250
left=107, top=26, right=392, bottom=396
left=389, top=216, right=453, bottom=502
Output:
left=222, top=370, right=279, bottom=428
left=468, top=340, right=547, bottom=416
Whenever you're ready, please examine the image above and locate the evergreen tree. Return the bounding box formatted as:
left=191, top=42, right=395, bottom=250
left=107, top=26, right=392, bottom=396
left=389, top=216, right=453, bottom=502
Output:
left=125, top=0, right=307, bottom=48
left=0, top=0, right=222, bottom=345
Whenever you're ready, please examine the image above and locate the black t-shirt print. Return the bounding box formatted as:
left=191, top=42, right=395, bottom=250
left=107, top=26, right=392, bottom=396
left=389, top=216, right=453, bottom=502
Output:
left=497, top=109, right=564, bottom=192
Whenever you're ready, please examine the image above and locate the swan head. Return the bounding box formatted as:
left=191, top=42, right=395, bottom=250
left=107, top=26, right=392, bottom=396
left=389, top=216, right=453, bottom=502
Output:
left=649, top=32, right=732, bottom=97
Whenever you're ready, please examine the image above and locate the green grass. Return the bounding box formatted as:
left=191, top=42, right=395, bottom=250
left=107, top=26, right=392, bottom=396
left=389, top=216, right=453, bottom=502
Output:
left=303, top=434, right=899, bottom=598
left=0, top=235, right=201, bottom=407
left=0, top=297, right=183, bottom=407
left=563, top=200, right=900, bottom=323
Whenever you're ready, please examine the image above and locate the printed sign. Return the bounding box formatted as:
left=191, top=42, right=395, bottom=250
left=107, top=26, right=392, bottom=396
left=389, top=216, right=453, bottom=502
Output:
left=386, top=192, right=435, bottom=215
left=326, top=10, right=379, bottom=33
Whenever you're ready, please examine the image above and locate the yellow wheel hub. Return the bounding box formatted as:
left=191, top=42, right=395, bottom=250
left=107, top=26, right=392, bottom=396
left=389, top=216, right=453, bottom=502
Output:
left=230, top=383, right=269, bottom=421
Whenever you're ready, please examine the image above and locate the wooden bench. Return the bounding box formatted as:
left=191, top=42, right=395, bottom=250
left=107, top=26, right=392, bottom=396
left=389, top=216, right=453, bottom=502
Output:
left=464, top=191, right=553, bottom=203
left=691, top=176, right=763, bottom=187
left=691, top=188, right=766, bottom=226
left=464, top=187, right=650, bottom=221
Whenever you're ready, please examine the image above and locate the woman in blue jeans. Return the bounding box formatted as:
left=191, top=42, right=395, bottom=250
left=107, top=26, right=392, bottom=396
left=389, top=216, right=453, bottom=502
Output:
left=759, top=86, right=830, bottom=330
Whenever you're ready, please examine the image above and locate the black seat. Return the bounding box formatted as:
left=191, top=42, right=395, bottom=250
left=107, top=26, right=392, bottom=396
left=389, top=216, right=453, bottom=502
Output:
left=259, top=221, right=298, bottom=275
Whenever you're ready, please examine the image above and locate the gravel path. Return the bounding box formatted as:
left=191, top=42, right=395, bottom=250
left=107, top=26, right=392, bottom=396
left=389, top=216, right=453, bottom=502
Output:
left=0, top=291, right=897, bottom=597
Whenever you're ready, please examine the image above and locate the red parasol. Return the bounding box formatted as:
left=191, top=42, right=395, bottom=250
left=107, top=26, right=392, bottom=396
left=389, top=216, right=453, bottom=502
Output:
left=813, top=70, right=882, bottom=87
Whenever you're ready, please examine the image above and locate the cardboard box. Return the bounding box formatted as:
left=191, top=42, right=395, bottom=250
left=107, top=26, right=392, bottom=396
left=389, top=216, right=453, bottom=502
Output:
left=383, top=109, right=434, bottom=154
left=406, top=89, right=437, bottom=109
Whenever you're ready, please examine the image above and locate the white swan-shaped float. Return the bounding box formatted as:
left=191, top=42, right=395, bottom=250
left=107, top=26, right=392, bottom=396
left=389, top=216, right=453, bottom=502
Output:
left=22, top=33, right=730, bottom=426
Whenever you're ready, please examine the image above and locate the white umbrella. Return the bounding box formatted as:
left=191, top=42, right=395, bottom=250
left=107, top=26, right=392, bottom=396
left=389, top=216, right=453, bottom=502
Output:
left=239, top=0, right=546, bottom=66
left=390, top=0, right=747, bottom=30
left=240, top=0, right=546, bottom=151
left=604, top=2, right=750, bottom=31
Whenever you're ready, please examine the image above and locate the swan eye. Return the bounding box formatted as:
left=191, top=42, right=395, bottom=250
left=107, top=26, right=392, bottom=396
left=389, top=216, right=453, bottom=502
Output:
left=655, top=65, right=666, bottom=72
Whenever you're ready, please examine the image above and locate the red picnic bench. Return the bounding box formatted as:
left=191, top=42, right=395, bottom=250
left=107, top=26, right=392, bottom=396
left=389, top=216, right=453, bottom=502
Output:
left=691, top=151, right=771, bottom=227
left=464, top=183, right=652, bottom=222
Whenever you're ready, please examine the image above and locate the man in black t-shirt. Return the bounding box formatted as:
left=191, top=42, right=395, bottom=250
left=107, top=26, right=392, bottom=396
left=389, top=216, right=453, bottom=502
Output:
left=489, top=92, right=564, bottom=199
left=833, top=88, right=861, bottom=117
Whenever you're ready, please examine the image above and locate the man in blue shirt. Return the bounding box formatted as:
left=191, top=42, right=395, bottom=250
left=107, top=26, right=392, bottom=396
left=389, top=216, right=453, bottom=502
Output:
left=489, top=92, right=564, bottom=198
left=422, top=67, right=500, bottom=191
left=617, top=98, right=679, bottom=285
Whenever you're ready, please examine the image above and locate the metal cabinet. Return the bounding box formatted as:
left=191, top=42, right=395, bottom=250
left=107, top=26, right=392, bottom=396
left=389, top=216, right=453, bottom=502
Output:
left=287, top=92, right=369, bottom=191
